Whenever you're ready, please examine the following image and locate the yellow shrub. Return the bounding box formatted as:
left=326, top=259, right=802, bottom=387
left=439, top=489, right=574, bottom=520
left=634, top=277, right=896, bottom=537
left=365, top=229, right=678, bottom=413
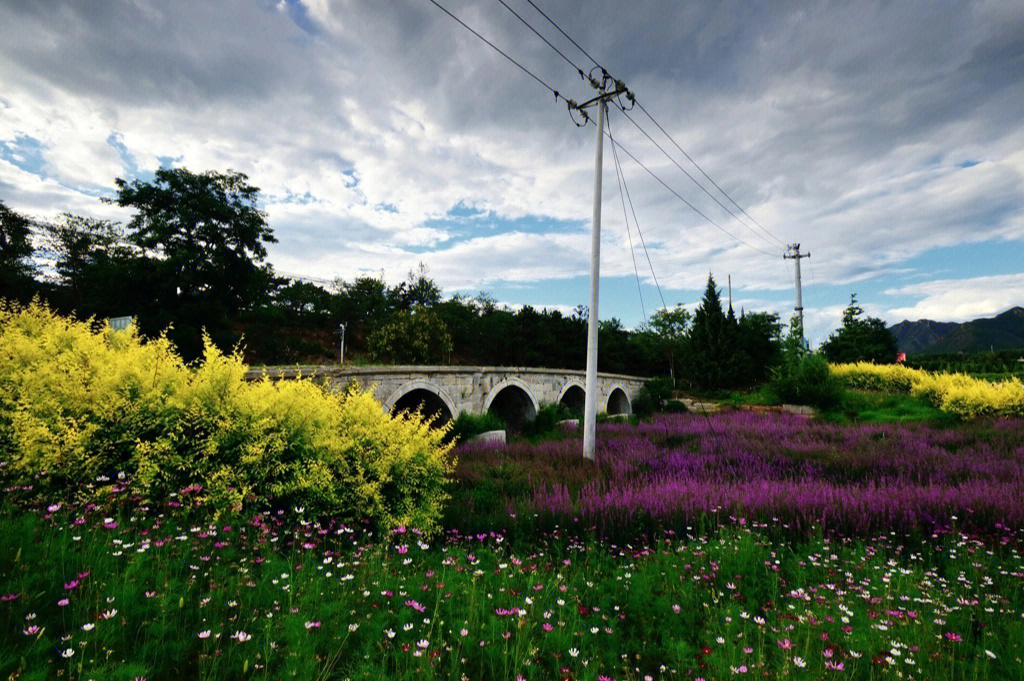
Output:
left=0, top=302, right=454, bottom=533
left=830, top=361, right=1024, bottom=418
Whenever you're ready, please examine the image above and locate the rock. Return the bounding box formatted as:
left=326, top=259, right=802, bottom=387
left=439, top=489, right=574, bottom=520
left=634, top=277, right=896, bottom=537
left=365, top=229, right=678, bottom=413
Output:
left=470, top=429, right=506, bottom=444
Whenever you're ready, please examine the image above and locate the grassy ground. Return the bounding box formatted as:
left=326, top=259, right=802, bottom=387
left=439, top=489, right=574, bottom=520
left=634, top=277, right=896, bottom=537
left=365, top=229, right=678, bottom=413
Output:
left=722, top=387, right=956, bottom=425
left=819, top=391, right=958, bottom=424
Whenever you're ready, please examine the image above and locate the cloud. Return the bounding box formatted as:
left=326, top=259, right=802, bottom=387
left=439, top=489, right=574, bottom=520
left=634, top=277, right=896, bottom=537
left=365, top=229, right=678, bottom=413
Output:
left=885, top=274, right=1024, bottom=323
left=0, top=0, right=1021, bottom=327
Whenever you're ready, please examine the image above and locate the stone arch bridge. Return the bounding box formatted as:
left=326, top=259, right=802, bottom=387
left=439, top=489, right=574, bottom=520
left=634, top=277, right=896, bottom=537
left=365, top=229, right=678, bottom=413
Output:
left=245, top=365, right=647, bottom=429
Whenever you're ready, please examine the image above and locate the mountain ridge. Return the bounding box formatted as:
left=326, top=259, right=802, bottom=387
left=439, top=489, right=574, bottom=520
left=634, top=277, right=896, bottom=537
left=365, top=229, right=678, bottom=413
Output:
left=889, top=306, right=1024, bottom=354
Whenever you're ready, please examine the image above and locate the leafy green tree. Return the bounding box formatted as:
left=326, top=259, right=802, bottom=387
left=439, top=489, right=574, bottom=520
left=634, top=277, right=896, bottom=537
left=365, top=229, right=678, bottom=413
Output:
left=0, top=200, right=35, bottom=300
left=820, top=294, right=898, bottom=364
left=368, top=310, right=453, bottom=364
left=737, top=311, right=783, bottom=383
left=272, top=279, right=337, bottom=325
left=640, top=305, right=690, bottom=385
left=391, top=263, right=442, bottom=311
left=42, top=214, right=137, bottom=315
left=110, top=167, right=277, bottom=358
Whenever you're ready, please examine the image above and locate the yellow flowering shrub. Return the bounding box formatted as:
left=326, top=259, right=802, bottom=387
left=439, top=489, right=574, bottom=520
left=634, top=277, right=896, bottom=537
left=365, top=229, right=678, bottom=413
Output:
left=830, top=361, right=1024, bottom=418
left=0, top=302, right=454, bottom=532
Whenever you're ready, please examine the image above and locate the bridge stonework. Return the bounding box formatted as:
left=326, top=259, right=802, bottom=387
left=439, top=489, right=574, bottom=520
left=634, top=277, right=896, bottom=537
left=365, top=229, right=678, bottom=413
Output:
left=245, top=365, right=647, bottom=424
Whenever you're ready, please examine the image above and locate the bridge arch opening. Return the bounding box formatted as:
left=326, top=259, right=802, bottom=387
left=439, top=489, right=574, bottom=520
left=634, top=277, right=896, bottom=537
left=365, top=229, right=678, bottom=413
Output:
left=607, top=387, right=630, bottom=415
left=391, top=388, right=453, bottom=427
left=488, top=385, right=537, bottom=432
left=559, top=384, right=585, bottom=415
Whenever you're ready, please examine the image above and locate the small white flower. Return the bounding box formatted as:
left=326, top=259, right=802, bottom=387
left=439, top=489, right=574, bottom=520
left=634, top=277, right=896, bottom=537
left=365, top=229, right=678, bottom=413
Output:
left=198, top=630, right=211, bottom=639
left=81, top=623, right=95, bottom=632
left=385, top=628, right=395, bottom=639
left=985, top=650, right=997, bottom=659
left=569, top=648, right=579, bottom=658
left=417, top=639, right=429, bottom=649
left=60, top=648, right=74, bottom=658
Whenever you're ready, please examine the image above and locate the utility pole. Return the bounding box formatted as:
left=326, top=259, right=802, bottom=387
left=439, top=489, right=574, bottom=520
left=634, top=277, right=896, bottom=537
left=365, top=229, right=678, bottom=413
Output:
left=576, top=70, right=628, bottom=461
left=338, top=323, right=346, bottom=364
left=783, top=244, right=810, bottom=349
left=728, top=274, right=733, bottom=312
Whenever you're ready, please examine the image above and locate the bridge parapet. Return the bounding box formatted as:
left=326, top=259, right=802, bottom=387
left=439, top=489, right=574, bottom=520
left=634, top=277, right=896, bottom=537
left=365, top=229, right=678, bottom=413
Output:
left=245, top=365, right=648, bottom=425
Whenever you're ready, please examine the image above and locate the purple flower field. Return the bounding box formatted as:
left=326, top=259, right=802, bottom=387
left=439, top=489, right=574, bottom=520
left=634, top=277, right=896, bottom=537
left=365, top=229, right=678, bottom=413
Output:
left=451, top=411, right=1024, bottom=535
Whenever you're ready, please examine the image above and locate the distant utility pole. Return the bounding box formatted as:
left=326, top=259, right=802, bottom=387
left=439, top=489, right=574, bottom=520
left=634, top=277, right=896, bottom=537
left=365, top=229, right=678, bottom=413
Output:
left=783, top=243, right=810, bottom=348
left=338, top=323, right=347, bottom=364
left=728, top=274, right=733, bottom=311
left=576, top=70, right=629, bottom=461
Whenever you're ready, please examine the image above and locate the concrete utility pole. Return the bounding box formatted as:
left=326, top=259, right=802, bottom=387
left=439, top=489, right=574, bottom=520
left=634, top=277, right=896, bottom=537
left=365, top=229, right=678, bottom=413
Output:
left=783, top=244, right=810, bottom=349
left=577, top=71, right=629, bottom=461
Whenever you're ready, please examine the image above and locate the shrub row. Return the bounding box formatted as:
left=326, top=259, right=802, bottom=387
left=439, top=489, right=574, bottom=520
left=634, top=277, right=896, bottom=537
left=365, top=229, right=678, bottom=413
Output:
left=0, top=302, right=454, bottom=532
left=830, top=362, right=1024, bottom=417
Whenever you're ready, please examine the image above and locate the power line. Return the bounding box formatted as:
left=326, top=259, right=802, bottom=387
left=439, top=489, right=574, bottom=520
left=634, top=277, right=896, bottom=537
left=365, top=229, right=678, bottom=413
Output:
left=517, top=0, right=788, bottom=250
left=606, top=132, right=780, bottom=257
left=609, top=120, right=648, bottom=323
left=521, top=0, right=602, bottom=69
left=426, top=0, right=567, bottom=103
left=614, top=102, right=785, bottom=253
left=495, top=0, right=586, bottom=81
left=607, top=116, right=668, bottom=312
left=633, top=100, right=787, bottom=249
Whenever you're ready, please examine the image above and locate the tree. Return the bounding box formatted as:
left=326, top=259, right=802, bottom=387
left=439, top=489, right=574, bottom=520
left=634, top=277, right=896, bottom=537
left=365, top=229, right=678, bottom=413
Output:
left=110, top=167, right=277, bottom=358
left=368, top=309, right=453, bottom=364
left=736, top=311, right=783, bottom=384
left=642, top=305, right=690, bottom=385
left=0, top=200, right=35, bottom=300
left=42, top=214, right=135, bottom=315
left=820, top=294, right=898, bottom=364
left=391, top=263, right=441, bottom=311
left=686, top=274, right=730, bottom=390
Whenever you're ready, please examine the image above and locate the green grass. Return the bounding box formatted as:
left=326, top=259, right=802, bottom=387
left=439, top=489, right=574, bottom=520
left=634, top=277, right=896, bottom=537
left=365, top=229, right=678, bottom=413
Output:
left=819, top=390, right=960, bottom=425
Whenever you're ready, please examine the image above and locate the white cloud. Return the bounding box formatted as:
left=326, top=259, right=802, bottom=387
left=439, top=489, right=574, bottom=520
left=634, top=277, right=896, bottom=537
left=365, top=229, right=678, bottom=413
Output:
left=885, top=274, right=1024, bottom=323
left=0, top=0, right=1020, bottom=323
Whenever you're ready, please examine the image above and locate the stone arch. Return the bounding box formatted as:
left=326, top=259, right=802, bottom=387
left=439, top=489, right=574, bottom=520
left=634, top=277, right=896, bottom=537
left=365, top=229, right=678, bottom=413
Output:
left=557, top=381, right=586, bottom=415
left=606, top=385, right=631, bottom=415
left=484, top=378, right=539, bottom=432
left=384, top=381, right=457, bottom=427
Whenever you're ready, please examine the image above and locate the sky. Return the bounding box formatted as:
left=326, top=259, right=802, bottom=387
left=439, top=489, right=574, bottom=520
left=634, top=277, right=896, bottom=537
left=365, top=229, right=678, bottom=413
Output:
left=1, top=0, right=1022, bottom=346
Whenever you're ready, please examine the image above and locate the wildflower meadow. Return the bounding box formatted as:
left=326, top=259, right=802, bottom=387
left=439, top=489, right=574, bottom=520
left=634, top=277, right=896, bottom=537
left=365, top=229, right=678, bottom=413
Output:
left=2, top=305, right=1024, bottom=680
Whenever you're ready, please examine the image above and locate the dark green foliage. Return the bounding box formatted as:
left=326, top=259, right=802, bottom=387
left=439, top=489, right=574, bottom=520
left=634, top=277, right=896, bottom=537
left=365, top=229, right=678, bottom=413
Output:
left=683, top=275, right=781, bottom=391
left=663, top=399, right=688, bottom=413
left=110, top=167, right=277, bottom=360
left=634, top=305, right=690, bottom=385
left=632, top=377, right=674, bottom=418
left=820, top=391, right=959, bottom=425
left=768, top=353, right=845, bottom=409
left=521, top=402, right=575, bottom=439
left=0, top=201, right=35, bottom=301
left=821, top=294, right=898, bottom=364
left=449, top=410, right=506, bottom=443
left=368, top=309, right=453, bottom=364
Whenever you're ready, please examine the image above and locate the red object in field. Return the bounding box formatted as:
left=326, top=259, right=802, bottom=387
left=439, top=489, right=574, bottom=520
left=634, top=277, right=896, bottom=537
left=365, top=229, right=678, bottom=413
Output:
left=896, top=352, right=906, bottom=363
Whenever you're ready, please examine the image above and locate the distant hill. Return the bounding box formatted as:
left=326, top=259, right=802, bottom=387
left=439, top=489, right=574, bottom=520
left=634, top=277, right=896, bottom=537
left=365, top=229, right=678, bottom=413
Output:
left=889, top=307, right=1024, bottom=355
